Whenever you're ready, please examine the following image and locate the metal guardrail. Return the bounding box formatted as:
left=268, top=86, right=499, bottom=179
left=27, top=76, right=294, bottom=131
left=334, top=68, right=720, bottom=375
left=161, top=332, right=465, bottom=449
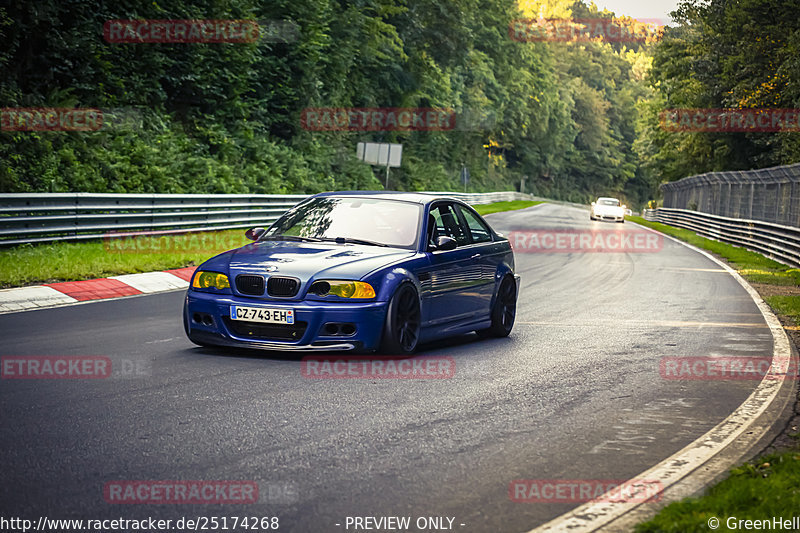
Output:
left=661, top=162, right=800, bottom=228
left=422, top=191, right=533, bottom=205
left=643, top=207, right=800, bottom=267
left=0, top=191, right=533, bottom=246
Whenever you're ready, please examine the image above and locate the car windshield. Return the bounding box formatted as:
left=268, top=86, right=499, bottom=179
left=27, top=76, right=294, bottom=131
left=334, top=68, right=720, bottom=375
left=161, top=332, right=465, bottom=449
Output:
left=598, top=199, right=620, bottom=206
left=264, top=197, right=421, bottom=248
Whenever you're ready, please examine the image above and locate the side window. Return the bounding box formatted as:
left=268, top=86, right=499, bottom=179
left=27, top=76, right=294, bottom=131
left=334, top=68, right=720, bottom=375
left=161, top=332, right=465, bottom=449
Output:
left=429, top=203, right=469, bottom=248
left=456, top=205, right=492, bottom=244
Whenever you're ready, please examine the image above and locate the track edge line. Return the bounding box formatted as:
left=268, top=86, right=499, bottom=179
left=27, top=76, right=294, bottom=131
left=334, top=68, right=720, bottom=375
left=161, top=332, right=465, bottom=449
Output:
left=525, top=223, right=797, bottom=533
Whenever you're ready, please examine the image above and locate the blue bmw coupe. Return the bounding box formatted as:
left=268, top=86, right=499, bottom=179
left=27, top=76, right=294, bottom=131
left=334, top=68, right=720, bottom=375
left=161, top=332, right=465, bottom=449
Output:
left=184, top=191, right=519, bottom=354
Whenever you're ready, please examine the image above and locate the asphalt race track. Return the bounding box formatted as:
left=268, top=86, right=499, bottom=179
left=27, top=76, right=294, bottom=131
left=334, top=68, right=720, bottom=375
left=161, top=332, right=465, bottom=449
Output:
left=0, top=204, right=774, bottom=532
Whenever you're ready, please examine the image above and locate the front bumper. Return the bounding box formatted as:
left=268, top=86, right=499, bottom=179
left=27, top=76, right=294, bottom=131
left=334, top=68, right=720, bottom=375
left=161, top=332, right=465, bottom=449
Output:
left=593, top=212, right=624, bottom=221
left=185, top=290, right=388, bottom=351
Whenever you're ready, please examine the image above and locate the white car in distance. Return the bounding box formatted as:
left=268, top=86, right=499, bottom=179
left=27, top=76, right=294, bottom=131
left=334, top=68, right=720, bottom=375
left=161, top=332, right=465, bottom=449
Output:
left=590, top=197, right=626, bottom=223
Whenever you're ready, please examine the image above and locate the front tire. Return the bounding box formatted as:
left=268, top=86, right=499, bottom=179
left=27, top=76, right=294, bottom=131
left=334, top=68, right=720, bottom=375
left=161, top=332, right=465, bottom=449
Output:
left=477, top=275, right=517, bottom=338
left=379, top=283, right=421, bottom=354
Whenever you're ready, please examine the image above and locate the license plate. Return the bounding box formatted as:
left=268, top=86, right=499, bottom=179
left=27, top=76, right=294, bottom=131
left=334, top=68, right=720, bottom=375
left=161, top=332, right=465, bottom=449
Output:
left=230, top=306, right=295, bottom=324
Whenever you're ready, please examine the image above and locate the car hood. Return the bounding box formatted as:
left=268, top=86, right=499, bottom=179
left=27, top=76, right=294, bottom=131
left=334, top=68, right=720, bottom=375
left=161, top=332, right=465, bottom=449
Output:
left=200, top=240, right=416, bottom=283
left=593, top=204, right=624, bottom=215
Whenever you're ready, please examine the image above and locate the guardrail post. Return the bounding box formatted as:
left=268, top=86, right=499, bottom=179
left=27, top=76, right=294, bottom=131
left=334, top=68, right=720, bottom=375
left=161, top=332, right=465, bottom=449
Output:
left=726, top=182, right=732, bottom=217
left=73, top=195, right=79, bottom=238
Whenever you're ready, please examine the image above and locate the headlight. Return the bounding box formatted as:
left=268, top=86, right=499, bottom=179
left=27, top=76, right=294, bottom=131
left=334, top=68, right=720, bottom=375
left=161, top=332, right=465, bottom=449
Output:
left=192, top=271, right=231, bottom=290
left=308, top=280, right=375, bottom=299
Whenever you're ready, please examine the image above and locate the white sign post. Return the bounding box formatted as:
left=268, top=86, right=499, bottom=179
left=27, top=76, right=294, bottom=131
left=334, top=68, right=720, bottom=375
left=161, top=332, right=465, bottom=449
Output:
left=356, top=142, right=402, bottom=189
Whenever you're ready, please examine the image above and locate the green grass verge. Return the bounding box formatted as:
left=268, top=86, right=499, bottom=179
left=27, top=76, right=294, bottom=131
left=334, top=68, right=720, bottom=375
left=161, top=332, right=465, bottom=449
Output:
left=765, top=295, right=800, bottom=323
left=0, top=229, right=249, bottom=288
left=635, top=451, right=800, bottom=533
left=630, top=215, right=800, bottom=532
left=472, top=200, right=543, bottom=215
left=0, top=200, right=545, bottom=288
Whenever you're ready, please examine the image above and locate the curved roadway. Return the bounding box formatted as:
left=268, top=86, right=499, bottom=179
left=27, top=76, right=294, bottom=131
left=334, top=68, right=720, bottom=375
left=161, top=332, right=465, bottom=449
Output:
left=0, top=203, right=773, bottom=532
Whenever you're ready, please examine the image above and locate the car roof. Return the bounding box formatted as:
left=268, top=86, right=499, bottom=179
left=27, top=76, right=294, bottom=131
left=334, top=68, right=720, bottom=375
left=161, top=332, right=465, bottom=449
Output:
left=313, top=190, right=463, bottom=205
left=596, top=197, right=620, bottom=201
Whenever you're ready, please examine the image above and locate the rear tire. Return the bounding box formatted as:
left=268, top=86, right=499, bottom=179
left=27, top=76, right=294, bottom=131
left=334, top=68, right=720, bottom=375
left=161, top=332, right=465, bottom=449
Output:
left=379, top=283, right=421, bottom=354
left=477, top=276, right=517, bottom=338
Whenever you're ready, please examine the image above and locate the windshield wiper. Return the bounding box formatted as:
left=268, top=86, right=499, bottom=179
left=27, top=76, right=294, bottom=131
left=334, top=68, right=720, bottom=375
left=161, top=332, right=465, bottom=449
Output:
left=260, top=235, right=323, bottom=242
left=263, top=235, right=389, bottom=247
left=321, top=237, right=389, bottom=247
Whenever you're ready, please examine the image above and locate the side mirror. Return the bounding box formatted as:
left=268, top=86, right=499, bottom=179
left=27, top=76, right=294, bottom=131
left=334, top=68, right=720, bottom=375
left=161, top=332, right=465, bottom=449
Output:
left=434, top=236, right=457, bottom=251
left=245, top=227, right=266, bottom=241
left=591, top=202, right=596, bottom=206
left=621, top=205, right=627, bottom=210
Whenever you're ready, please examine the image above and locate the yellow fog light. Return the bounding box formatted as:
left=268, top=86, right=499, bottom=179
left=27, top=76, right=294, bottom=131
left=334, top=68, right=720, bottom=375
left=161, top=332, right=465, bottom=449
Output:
left=330, top=281, right=375, bottom=298
left=192, top=271, right=231, bottom=290
left=311, top=280, right=375, bottom=299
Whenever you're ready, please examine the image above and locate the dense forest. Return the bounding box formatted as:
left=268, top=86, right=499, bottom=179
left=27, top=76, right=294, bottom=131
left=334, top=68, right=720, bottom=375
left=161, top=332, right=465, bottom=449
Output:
left=1, top=0, right=798, bottom=208
left=638, top=0, right=800, bottom=182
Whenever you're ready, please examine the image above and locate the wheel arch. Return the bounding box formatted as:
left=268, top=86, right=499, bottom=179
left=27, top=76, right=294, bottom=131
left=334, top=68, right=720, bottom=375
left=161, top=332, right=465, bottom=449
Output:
left=365, top=266, right=423, bottom=304
left=489, top=261, right=517, bottom=308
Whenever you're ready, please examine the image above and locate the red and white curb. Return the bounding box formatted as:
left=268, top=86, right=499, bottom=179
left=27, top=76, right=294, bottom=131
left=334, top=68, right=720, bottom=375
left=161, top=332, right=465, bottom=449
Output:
left=0, top=267, right=195, bottom=314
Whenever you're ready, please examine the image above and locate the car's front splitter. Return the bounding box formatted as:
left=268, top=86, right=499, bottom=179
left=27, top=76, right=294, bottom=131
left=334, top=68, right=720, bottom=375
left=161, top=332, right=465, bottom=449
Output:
left=187, top=329, right=358, bottom=351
